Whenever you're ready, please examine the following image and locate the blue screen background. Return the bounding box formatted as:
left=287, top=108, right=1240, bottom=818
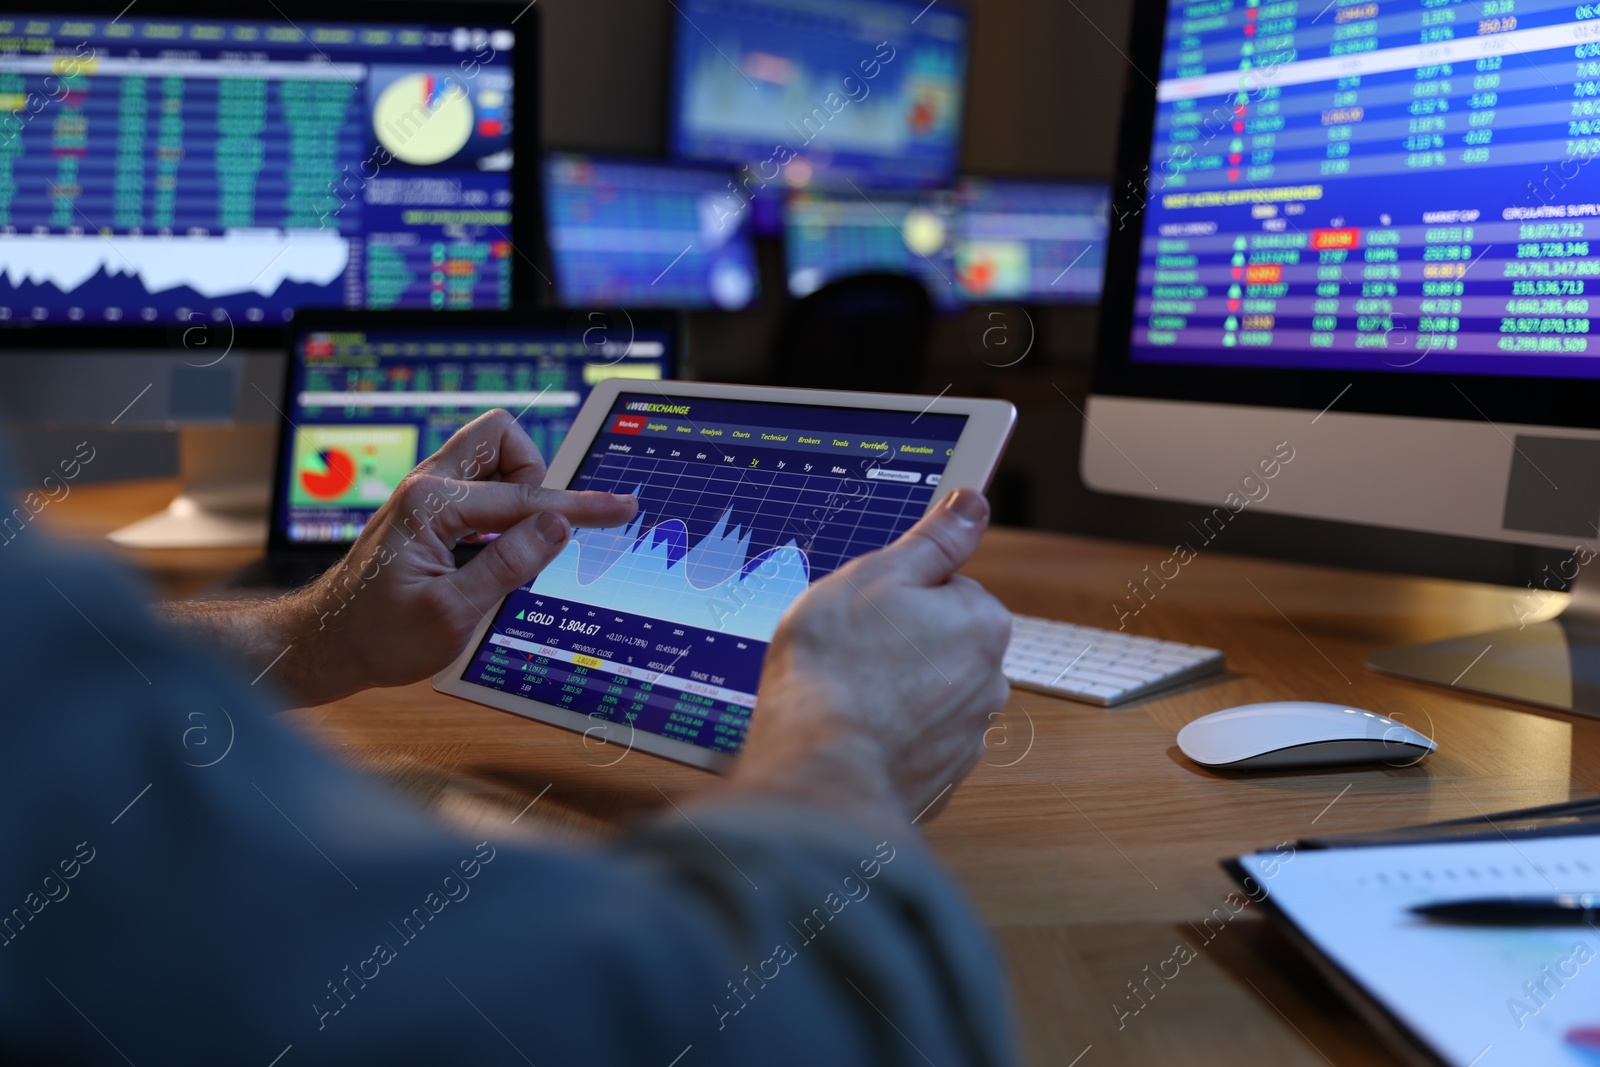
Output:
left=785, top=179, right=1111, bottom=308
left=956, top=178, right=1109, bottom=304
left=0, top=13, right=517, bottom=326
left=669, top=0, right=968, bottom=191
left=1130, top=0, right=1600, bottom=378
left=543, top=153, right=760, bottom=311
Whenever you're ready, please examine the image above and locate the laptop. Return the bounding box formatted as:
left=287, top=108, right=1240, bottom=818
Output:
left=224, top=309, right=680, bottom=591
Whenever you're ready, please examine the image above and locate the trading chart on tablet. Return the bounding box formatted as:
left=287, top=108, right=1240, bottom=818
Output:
left=0, top=12, right=517, bottom=326
left=462, top=393, right=968, bottom=754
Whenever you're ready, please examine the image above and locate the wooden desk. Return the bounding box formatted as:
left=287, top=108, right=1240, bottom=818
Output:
left=40, top=479, right=1599, bottom=1066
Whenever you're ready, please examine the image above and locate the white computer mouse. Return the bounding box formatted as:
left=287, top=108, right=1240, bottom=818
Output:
left=1176, top=701, right=1437, bottom=770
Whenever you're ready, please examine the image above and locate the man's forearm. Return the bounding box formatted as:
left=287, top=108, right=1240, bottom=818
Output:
left=156, top=591, right=355, bottom=707
left=720, top=730, right=910, bottom=834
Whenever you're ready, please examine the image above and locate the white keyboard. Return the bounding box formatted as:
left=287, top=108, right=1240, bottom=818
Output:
left=1003, top=614, right=1225, bottom=706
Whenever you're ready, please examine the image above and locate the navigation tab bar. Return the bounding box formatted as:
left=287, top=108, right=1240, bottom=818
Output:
left=0, top=17, right=435, bottom=50
left=301, top=391, right=581, bottom=409
left=0, top=56, right=366, bottom=80
left=607, top=415, right=957, bottom=464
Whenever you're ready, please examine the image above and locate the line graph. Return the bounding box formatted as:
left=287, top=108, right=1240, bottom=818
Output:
left=531, top=450, right=932, bottom=640
left=534, top=504, right=810, bottom=641
left=0, top=233, right=350, bottom=299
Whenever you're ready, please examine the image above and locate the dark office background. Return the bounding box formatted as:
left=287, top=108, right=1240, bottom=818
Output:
left=6, top=0, right=1135, bottom=536
left=8, top=0, right=1554, bottom=591
left=539, top=0, right=1133, bottom=536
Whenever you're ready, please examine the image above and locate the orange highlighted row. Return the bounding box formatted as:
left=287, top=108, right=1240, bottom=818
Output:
left=1311, top=227, right=1361, bottom=250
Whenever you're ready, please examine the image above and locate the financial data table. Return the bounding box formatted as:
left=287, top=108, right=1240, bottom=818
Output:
left=1134, top=0, right=1600, bottom=377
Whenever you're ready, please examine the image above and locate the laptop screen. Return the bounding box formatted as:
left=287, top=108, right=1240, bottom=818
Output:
left=274, top=314, right=677, bottom=546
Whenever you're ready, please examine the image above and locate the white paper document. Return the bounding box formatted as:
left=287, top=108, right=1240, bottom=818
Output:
left=1238, top=836, right=1600, bottom=1067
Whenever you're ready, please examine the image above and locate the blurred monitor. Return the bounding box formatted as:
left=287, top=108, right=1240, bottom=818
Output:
left=276, top=309, right=677, bottom=546
left=668, top=0, right=969, bottom=234
left=953, top=178, right=1109, bottom=305
left=543, top=152, right=760, bottom=312
left=0, top=4, right=537, bottom=345
left=783, top=189, right=958, bottom=308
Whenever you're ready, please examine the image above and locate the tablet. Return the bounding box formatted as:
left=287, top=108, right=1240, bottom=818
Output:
left=432, top=380, right=1016, bottom=772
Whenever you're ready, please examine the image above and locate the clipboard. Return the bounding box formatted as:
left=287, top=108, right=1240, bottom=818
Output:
left=1225, top=801, right=1600, bottom=1067
left=1222, top=854, right=1448, bottom=1067
left=1295, top=796, right=1600, bottom=851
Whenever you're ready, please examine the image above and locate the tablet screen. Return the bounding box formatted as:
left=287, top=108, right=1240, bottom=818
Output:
left=459, top=392, right=969, bottom=755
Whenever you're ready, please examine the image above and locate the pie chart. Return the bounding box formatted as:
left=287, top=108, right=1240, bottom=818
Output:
left=1567, top=1028, right=1600, bottom=1065
left=373, top=73, right=475, bottom=165
left=300, top=447, right=357, bottom=501
left=960, top=255, right=996, bottom=295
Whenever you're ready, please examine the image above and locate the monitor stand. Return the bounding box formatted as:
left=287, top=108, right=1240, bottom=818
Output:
left=1367, top=571, right=1600, bottom=717
left=106, top=425, right=274, bottom=549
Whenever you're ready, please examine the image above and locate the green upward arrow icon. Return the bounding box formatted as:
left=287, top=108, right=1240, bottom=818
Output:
left=516, top=610, right=525, bottom=620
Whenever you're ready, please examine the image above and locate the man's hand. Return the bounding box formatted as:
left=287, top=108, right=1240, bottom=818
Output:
left=161, top=411, right=637, bottom=706
left=725, top=489, right=1012, bottom=826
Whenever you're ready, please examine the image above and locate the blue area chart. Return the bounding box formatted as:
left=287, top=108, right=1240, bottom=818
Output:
left=1, top=264, right=348, bottom=322
left=536, top=498, right=811, bottom=643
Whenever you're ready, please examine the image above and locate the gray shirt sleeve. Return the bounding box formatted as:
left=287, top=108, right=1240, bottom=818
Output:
left=0, top=509, right=1019, bottom=1065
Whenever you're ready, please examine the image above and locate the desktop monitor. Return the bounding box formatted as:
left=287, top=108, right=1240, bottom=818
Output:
left=668, top=0, right=969, bottom=233
left=273, top=309, right=678, bottom=548
left=784, top=188, right=959, bottom=308
left=0, top=2, right=541, bottom=549
left=541, top=152, right=759, bottom=312
left=0, top=2, right=539, bottom=346
left=953, top=178, right=1110, bottom=305
left=1086, top=0, right=1600, bottom=713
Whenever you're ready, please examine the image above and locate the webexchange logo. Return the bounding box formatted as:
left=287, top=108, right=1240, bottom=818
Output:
left=625, top=401, right=691, bottom=415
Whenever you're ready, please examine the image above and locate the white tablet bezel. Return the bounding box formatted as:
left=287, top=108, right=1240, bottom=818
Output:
left=432, top=379, right=1017, bottom=773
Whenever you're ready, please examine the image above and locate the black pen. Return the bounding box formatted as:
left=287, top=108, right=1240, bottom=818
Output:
left=1411, top=893, right=1600, bottom=926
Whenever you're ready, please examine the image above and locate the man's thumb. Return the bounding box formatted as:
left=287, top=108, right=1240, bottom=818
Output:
left=865, top=490, right=990, bottom=586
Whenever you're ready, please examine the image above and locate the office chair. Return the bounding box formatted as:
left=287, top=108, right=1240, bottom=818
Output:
left=771, top=272, right=933, bottom=393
